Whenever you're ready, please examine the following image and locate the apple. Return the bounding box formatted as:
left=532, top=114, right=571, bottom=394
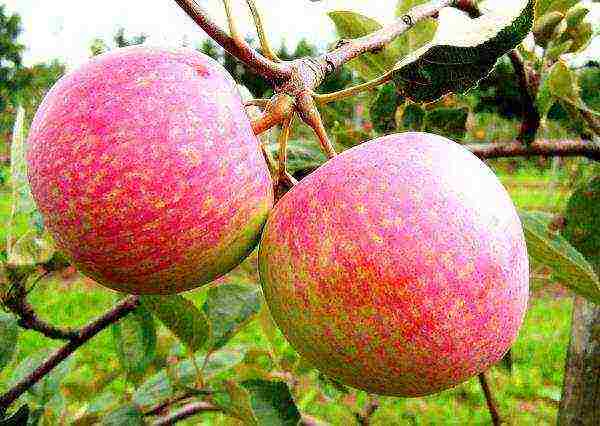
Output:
left=27, top=46, right=273, bottom=294
left=259, top=132, right=529, bottom=396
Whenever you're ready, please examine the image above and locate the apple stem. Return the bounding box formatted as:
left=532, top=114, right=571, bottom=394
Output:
left=296, top=92, right=337, bottom=159
left=276, top=116, right=293, bottom=194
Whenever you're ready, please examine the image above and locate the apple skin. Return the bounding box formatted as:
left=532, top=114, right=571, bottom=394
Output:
left=259, top=132, right=529, bottom=397
left=27, top=46, right=273, bottom=295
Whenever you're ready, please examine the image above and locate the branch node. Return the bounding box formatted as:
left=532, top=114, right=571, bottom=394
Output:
left=334, top=39, right=351, bottom=50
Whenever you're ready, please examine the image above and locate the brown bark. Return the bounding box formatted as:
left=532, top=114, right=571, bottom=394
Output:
left=479, top=372, right=502, bottom=426
left=466, top=139, right=600, bottom=162
left=558, top=296, right=600, bottom=425
left=509, top=50, right=541, bottom=145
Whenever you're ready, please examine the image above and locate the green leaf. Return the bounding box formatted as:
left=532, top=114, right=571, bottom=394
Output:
left=267, top=140, right=326, bottom=175
left=369, top=83, right=403, bottom=134
left=7, top=230, right=55, bottom=267
left=536, top=0, right=578, bottom=18
left=133, top=347, right=246, bottom=409
left=565, top=5, right=589, bottom=29
left=203, top=283, right=262, bottom=350
left=9, top=349, right=73, bottom=405
left=399, top=102, right=426, bottom=131
left=392, top=0, right=535, bottom=102
left=545, top=39, right=573, bottom=61
left=564, top=22, right=593, bottom=53
left=241, top=379, right=301, bottom=426
left=547, top=61, right=598, bottom=116
left=41, top=394, right=67, bottom=425
left=6, top=105, right=54, bottom=267
left=112, top=305, right=156, bottom=381
left=141, top=295, right=209, bottom=353
left=8, top=105, right=37, bottom=255
left=423, top=107, right=469, bottom=141
left=0, top=313, right=18, bottom=372
left=536, top=71, right=556, bottom=119
left=317, top=373, right=351, bottom=399
left=26, top=408, right=43, bottom=426
left=395, top=0, right=437, bottom=53
left=100, top=404, right=144, bottom=426
left=73, top=392, right=120, bottom=425
left=562, top=177, right=600, bottom=272
left=519, top=210, right=600, bottom=304
left=213, top=380, right=259, bottom=425
left=533, top=11, right=564, bottom=48
left=328, top=11, right=404, bottom=80
left=213, top=379, right=301, bottom=426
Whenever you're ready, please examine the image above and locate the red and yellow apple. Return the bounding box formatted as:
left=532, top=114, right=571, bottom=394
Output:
left=27, top=46, right=273, bottom=294
left=259, top=132, right=529, bottom=396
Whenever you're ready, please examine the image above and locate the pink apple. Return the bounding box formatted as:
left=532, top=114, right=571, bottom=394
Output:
left=27, top=46, right=273, bottom=294
left=259, top=132, right=529, bottom=396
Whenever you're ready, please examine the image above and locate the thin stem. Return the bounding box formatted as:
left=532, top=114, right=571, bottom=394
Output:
left=144, top=389, right=211, bottom=417
left=273, top=116, right=295, bottom=200
left=245, top=0, right=280, bottom=62
left=478, top=372, right=502, bottom=426
left=314, top=71, right=394, bottom=104
left=152, top=401, right=222, bottom=426
left=0, top=296, right=140, bottom=412
left=245, top=99, right=270, bottom=108
left=252, top=112, right=283, bottom=135
left=277, top=117, right=293, bottom=183
left=222, top=0, right=244, bottom=46
left=296, top=93, right=337, bottom=159
left=320, top=0, right=454, bottom=74
left=251, top=93, right=295, bottom=136
left=466, top=139, right=600, bottom=161
left=173, top=0, right=289, bottom=81
left=145, top=395, right=191, bottom=417
left=4, top=282, right=79, bottom=340
left=260, top=143, right=278, bottom=176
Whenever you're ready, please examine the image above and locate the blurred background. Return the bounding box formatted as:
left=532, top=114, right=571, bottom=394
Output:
left=0, top=1, right=599, bottom=424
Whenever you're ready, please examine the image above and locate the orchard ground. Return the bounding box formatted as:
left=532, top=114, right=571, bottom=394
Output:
left=0, top=154, right=579, bottom=425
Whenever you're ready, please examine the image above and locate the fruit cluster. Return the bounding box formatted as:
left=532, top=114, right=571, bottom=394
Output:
left=27, top=46, right=529, bottom=397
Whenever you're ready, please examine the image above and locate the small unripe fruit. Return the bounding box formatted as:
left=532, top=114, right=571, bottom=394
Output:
left=259, top=132, right=529, bottom=397
left=27, top=46, right=273, bottom=294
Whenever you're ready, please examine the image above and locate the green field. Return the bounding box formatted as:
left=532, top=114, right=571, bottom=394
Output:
left=0, top=165, right=580, bottom=424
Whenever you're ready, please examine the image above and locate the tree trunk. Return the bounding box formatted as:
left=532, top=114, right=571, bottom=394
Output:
left=558, top=296, right=600, bottom=425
